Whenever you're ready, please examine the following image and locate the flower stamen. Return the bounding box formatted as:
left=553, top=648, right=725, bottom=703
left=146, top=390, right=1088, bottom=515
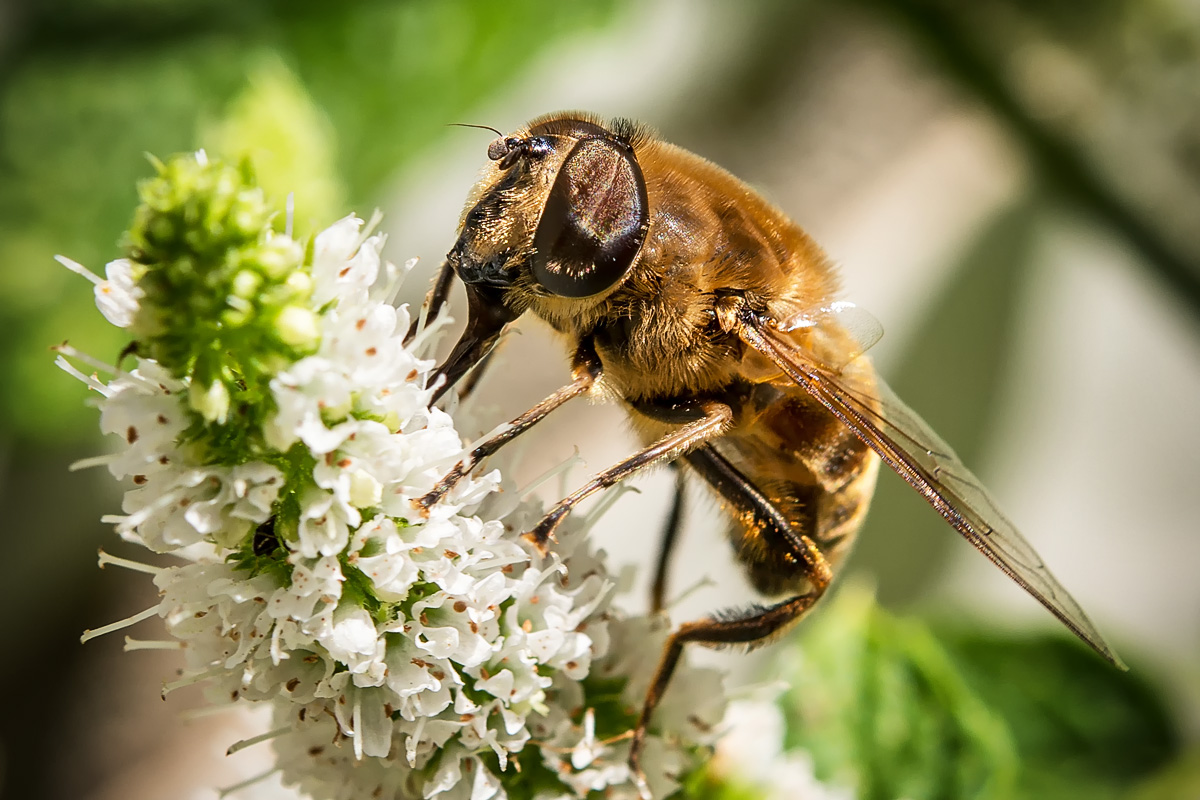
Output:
left=226, top=725, right=293, bottom=756
left=97, top=549, right=162, bottom=575
left=80, top=605, right=158, bottom=643
left=124, top=637, right=183, bottom=651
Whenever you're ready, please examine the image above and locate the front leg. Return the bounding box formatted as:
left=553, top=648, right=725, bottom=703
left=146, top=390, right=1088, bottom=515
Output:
left=522, top=399, right=733, bottom=555
left=414, top=339, right=603, bottom=515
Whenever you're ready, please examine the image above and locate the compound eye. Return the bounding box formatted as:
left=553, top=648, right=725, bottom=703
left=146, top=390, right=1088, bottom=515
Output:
left=531, top=137, right=648, bottom=298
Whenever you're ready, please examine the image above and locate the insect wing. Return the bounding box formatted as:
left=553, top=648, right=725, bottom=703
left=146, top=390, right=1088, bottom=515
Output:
left=737, top=313, right=1123, bottom=668
left=773, top=300, right=885, bottom=370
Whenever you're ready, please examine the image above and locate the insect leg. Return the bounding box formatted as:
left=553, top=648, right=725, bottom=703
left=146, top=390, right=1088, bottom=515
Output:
left=404, top=258, right=455, bottom=343
left=649, top=465, right=687, bottom=614
left=628, top=444, right=832, bottom=795
left=522, top=400, right=733, bottom=554
left=414, top=340, right=603, bottom=515
left=455, top=345, right=498, bottom=402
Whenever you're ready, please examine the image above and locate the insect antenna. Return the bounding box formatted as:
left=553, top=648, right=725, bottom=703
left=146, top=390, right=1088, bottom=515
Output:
left=446, top=122, right=504, bottom=137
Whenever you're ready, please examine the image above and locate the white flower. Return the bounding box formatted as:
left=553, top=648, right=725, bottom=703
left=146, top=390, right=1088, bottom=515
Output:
left=63, top=204, right=728, bottom=800
left=56, top=255, right=144, bottom=328
left=712, top=700, right=854, bottom=800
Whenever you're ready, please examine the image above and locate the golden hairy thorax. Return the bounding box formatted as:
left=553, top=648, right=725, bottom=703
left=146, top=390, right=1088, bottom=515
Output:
left=519, top=129, right=881, bottom=593
left=530, top=136, right=841, bottom=401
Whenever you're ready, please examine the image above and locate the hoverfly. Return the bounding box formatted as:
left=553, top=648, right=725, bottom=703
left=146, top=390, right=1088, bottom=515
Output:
left=408, top=111, right=1121, bottom=793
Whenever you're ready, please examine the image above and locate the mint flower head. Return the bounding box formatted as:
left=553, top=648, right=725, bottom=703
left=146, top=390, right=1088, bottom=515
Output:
left=59, top=152, right=726, bottom=800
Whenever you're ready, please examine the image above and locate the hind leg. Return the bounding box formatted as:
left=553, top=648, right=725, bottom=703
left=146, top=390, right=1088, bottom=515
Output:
left=628, top=444, right=832, bottom=798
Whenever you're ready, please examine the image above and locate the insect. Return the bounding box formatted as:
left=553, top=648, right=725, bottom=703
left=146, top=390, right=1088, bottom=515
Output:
left=409, top=111, right=1122, bottom=794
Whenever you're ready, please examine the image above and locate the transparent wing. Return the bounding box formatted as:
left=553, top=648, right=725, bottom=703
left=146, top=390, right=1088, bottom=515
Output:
left=737, top=310, right=1124, bottom=668
left=773, top=300, right=885, bottom=369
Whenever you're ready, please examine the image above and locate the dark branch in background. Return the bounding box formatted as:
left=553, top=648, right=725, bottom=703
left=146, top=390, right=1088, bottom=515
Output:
left=855, top=0, right=1200, bottom=327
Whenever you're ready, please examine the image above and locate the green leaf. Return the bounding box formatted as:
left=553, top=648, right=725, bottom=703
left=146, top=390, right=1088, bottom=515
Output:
left=778, top=584, right=1019, bottom=800
left=936, top=627, right=1180, bottom=800
left=771, top=586, right=1181, bottom=800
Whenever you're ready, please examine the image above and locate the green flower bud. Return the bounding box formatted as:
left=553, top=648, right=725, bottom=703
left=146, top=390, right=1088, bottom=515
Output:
left=276, top=305, right=320, bottom=349
left=189, top=379, right=230, bottom=424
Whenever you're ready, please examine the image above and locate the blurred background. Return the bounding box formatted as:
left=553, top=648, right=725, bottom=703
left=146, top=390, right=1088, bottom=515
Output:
left=1, top=0, right=1197, bottom=798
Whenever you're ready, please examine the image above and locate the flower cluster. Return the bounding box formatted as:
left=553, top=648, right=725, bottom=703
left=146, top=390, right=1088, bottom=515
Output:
left=59, top=153, right=725, bottom=800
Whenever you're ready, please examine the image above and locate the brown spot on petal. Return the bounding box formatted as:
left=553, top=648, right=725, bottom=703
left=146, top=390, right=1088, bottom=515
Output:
left=566, top=661, right=578, bottom=670
left=298, top=708, right=307, bottom=721
left=522, top=619, right=532, bottom=633
left=469, top=621, right=478, bottom=634
left=480, top=667, right=490, bottom=680
left=444, top=550, right=459, bottom=559
left=529, top=596, right=540, bottom=605
left=430, top=669, right=445, bottom=681
left=337, top=458, right=352, bottom=468
left=159, top=456, right=170, bottom=465
left=126, top=426, right=138, bottom=444
left=365, top=347, right=377, bottom=357
left=460, top=714, right=474, bottom=722
left=308, top=745, right=323, bottom=756
left=406, top=369, right=418, bottom=381
left=303, top=655, right=319, bottom=663
left=339, top=266, right=352, bottom=277
left=286, top=678, right=300, bottom=692
left=132, top=475, right=147, bottom=485
left=324, top=452, right=335, bottom=466
left=501, top=564, right=513, bottom=574
left=356, top=318, right=367, bottom=330
left=453, top=601, right=467, bottom=613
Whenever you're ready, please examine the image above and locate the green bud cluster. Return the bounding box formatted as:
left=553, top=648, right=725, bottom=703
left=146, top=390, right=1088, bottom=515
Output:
left=123, top=153, right=318, bottom=433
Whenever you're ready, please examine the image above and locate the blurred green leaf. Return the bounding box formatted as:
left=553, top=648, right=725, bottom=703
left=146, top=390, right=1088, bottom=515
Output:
left=936, top=627, right=1179, bottom=800
left=775, top=585, right=1180, bottom=800
left=1128, top=746, right=1200, bottom=800
left=779, top=584, right=1019, bottom=800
